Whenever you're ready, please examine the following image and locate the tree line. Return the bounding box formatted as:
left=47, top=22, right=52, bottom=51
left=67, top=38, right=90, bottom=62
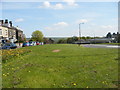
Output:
left=106, top=32, right=120, bottom=43
left=17, top=30, right=120, bottom=44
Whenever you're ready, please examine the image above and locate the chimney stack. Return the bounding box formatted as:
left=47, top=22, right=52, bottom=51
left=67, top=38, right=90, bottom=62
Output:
left=4, top=19, right=9, bottom=27
left=9, top=21, right=12, bottom=27
left=0, top=20, right=4, bottom=25
left=5, top=19, right=8, bottom=24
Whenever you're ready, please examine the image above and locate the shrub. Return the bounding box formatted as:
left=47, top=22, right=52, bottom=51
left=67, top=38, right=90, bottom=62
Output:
left=2, top=48, right=32, bottom=62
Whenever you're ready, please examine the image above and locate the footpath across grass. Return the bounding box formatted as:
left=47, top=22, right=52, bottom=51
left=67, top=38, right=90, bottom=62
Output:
left=2, top=44, right=118, bottom=88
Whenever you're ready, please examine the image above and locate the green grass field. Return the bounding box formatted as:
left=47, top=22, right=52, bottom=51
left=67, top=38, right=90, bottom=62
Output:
left=2, top=44, right=118, bottom=88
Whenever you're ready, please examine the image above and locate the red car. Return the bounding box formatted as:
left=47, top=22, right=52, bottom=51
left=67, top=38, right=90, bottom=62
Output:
left=36, top=42, right=40, bottom=45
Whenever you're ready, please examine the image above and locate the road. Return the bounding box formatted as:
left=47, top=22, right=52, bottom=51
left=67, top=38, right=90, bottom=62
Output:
left=82, top=44, right=120, bottom=48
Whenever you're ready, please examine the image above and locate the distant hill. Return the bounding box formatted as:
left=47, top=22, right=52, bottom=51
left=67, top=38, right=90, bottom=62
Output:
left=46, top=37, right=68, bottom=43
left=26, top=37, right=70, bottom=43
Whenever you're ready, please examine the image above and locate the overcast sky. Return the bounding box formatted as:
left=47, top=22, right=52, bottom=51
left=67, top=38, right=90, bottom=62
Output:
left=0, top=0, right=118, bottom=38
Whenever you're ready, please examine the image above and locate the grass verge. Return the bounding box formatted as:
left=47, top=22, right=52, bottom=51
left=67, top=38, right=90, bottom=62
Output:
left=2, top=44, right=118, bottom=88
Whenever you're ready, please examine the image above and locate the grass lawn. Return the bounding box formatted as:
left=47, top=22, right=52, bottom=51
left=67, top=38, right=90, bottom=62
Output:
left=2, top=44, right=118, bottom=88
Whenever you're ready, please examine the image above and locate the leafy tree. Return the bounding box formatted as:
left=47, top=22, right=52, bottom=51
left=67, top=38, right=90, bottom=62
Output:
left=113, top=33, right=116, bottom=35
left=117, top=32, right=119, bottom=35
left=67, top=38, right=73, bottom=43
left=118, top=34, right=120, bottom=43
left=116, top=33, right=120, bottom=43
left=17, top=36, right=24, bottom=43
left=31, top=30, right=43, bottom=42
left=106, top=32, right=112, bottom=38
left=81, top=36, right=86, bottom=40
left=57, top=39, right=67, bottom=44
left=23, top=36, right=26, bottom=42
left=43, top=37, right=49, bottom=44
left=72, top=36, right=78, bottom=41
left=86, top=36, right=91, bottom=39
left=43, top=38, right=55, bottom=44
left=48, top=38, right=54, bottom=44
left=66, top=36, right=79, bottom=44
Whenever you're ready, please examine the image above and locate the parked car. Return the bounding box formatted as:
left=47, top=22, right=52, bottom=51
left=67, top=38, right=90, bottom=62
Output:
left=36, top=42, right=40, bottom=45
left=22, top=42, right=30, bottom=47
left=2, top=43, right=17, bottom=49
left=29, top=41, right=36, bottom=46
left=33, top=42, right=36, bottom=46
left=29, top=41, right=34, bottom=46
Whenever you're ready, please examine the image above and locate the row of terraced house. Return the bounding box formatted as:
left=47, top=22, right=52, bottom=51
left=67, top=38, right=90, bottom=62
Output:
left=0, top=19, right=25, bottom=43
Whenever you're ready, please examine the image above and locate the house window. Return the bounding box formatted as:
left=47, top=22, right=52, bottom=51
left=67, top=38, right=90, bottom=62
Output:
left=6, top=31, right=8, bottom=35
left=0, top=29, right=2, bottom=35
left=10, top=32, right=12, bottom=36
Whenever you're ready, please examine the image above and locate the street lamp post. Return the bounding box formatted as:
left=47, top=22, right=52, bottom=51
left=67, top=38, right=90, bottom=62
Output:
left=94, top=33, right=96, bottom=44
left=79, top=23, right=84, bottom=45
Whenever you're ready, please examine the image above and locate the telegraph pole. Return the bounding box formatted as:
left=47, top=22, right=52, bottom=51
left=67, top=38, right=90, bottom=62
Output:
left=79, top=23, right=84, bottom=45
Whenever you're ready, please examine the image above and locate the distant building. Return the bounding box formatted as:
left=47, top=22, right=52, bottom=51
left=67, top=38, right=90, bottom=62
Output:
left=87, top=38, right=113, bottom=44
left=0, top=19, right=25, bottom=43
left=73, top=38, right=114, bottom=44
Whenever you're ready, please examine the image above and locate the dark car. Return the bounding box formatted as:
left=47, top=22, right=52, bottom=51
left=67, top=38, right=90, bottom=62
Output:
left=29, top=41, right=34, bottom=46
left=2, top=43, right=17, bottom=49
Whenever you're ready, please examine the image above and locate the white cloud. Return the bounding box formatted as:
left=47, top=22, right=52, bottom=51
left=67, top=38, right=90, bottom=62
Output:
left=76, top=19, right=89, bottom=24
left=38, top=1, right=51, bottom=8
left=54, top=22, right=68, bottom=27
left=63, top=0, right=78, bottom=6
left=38, top=0, right=78, bottom=10
left=15, top=18, right=24, bottom=22
left=43, top=1, right=51, bottom=8
left=39, top=1, right=64, bottom=10
left=44, top=22, right=69, bottom=31
left=101, top=25, right=113, bottom=29
left=53, top=3, right=64, bottom=9
left=1, top=0, right=119, bottom=2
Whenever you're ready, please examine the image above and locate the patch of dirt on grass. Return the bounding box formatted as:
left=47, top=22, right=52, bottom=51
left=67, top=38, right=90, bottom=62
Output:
left=52, top=49, right=60, bottom=52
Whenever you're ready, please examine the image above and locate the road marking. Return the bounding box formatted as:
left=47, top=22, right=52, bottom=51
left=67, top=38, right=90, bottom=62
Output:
left=107, top=46, right=120, bottom=48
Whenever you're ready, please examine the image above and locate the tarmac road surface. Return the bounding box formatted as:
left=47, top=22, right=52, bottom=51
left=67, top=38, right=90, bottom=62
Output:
left=82, top=44, right=120, bottom=48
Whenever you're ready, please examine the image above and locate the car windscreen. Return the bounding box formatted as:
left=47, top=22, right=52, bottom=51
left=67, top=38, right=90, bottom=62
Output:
left=3, top=43, right=11, bottom=46
left=11, top=43, right=16, bottom=46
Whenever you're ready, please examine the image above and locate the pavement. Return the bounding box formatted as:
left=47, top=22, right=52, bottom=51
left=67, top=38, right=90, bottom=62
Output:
left=82, top=44, right=120, bottom=48
left=17, top=46, right=22, bottom=48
